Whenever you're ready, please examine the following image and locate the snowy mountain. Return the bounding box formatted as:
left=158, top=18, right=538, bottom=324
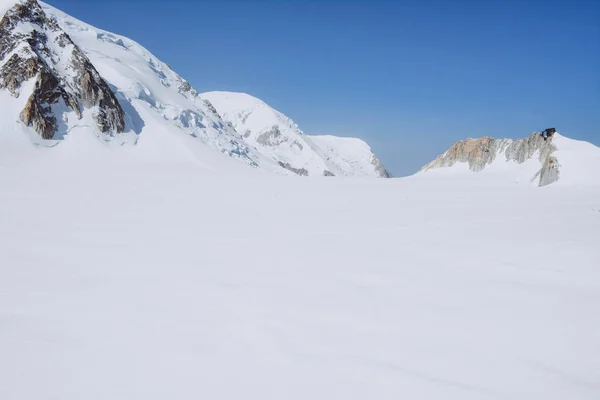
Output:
left=2, top=2, right=600, bottom=399
left=202, top=91, right=391, bottom=177
left=0, top=0, right=389, bottom=177
left=0, top=0, right=281, bottom=171
left=421, top=131, right=600, bottom=186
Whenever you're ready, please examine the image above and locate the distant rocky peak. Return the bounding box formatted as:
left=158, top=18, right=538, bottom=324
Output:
left=0, top=0, right=125, bottom=139
left=422, top=132, right=560, bottom=186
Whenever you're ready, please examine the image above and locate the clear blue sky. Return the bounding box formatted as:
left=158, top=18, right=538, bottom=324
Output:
left=47, top=0, right=599, bottom=176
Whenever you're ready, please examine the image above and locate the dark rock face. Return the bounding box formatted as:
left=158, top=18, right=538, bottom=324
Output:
left=178, top=79, right=198, bottom=98
left=70, top=48, right=124, bottom=132
left=0, top=0, right=125, bottom=139
left=278, top=161, right=309, bottom=176
left=0, top=52, right=39, bottom=94
left=20, top=69, right=79, bottom=139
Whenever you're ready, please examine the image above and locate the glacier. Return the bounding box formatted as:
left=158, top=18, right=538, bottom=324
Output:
left=1, top=1, right=600, bottom=399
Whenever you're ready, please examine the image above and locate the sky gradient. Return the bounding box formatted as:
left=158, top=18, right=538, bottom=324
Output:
left=46, top=0, right=599, bottom=176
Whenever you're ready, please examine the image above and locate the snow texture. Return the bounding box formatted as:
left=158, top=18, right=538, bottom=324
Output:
left=1, top=143, right=600, bottom=400
left=202, top=91, right=391, bottom=177
left=1, top=1, right=600, bottom=400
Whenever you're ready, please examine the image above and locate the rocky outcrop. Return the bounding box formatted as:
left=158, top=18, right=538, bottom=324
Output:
left=278, top=161, right=309, bottom=176
left=20, top=69, right=80, bottom=139
left=371, top=155, right=392, bottom=178
left=423, top=136, right=512, bottom=172
left=422, top=133, right=560, bottom=186
left=0, top=0, right=124, bottom=139
left=257, top=125, right=287, bottom=147
left=536, top=156, right=560, bottom=186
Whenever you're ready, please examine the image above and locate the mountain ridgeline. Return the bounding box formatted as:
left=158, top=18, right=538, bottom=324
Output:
left=421, top=132, right=566, bottom=186
left=0, top=0, right=390, bottom=178
left=1, top=0, right=597, bottom=184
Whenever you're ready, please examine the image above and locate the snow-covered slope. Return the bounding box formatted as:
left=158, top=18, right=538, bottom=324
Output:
left=1, top=2, right=600, bottom=399
left=1, top=148, right=600, bottom=400
left=202, top=91, right=391, bottom=177
left=309, top=134, right=391, bottom=177
left=421, top=132, right=600, bottom=186
left=0, top=0, right=277, bottom=170
left=0, top=0, right=389, bottom=177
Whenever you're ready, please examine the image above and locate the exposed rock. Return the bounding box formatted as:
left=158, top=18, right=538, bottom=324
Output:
left=505, top=133, right=549, bottom=164
left=535, top=156, right=560, bottom=186
left=0, top=0, right=125, bottom=138
left=70, top=48, right=124, bottom=132
left=371, top=155, right=392, bottom=178
left=20, top=69, right=79, bottom=139
left=422, top=133, right=560, bottom=186
left=278, top=161, right=309, bottom=176
left=0, top=53, right=38, bottom=95
left=424, top=136, right=512, bottom=172
left=323, top=170, right=335, bottom=177
left=178, top=79, right=198, bottom=97
left=257, top=125, right=287, bottom=147
left=291, top=140, right=303, bottom=151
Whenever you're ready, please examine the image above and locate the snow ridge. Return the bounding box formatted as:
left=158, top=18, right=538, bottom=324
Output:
left=203, top=91, right=391, bottom=177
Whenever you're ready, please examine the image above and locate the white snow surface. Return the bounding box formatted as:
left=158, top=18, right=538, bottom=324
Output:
left=1, top=133, right=600, bottom=399
left=203, top=91, right=389, bottom=177
left=551, top=134, right=600, bottom=185
left=0, top=0, right=16, bottom=15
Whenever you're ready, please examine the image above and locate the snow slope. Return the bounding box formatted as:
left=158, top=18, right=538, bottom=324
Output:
left=2, top=1, right=600, bottom=399
left=203, top=91, right=391, bottom=177
left=551, top=134, right=600, bottom=185
left=1, top=152, right=599, bottom=400
left=36, top=1, right=277, bottom=169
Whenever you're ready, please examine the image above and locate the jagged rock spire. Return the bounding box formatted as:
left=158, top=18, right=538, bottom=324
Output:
left=0, top=0, right=124, bottom=139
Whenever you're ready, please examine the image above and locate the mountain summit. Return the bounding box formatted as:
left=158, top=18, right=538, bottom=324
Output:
left=0, top=0, right=389, bottom=177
